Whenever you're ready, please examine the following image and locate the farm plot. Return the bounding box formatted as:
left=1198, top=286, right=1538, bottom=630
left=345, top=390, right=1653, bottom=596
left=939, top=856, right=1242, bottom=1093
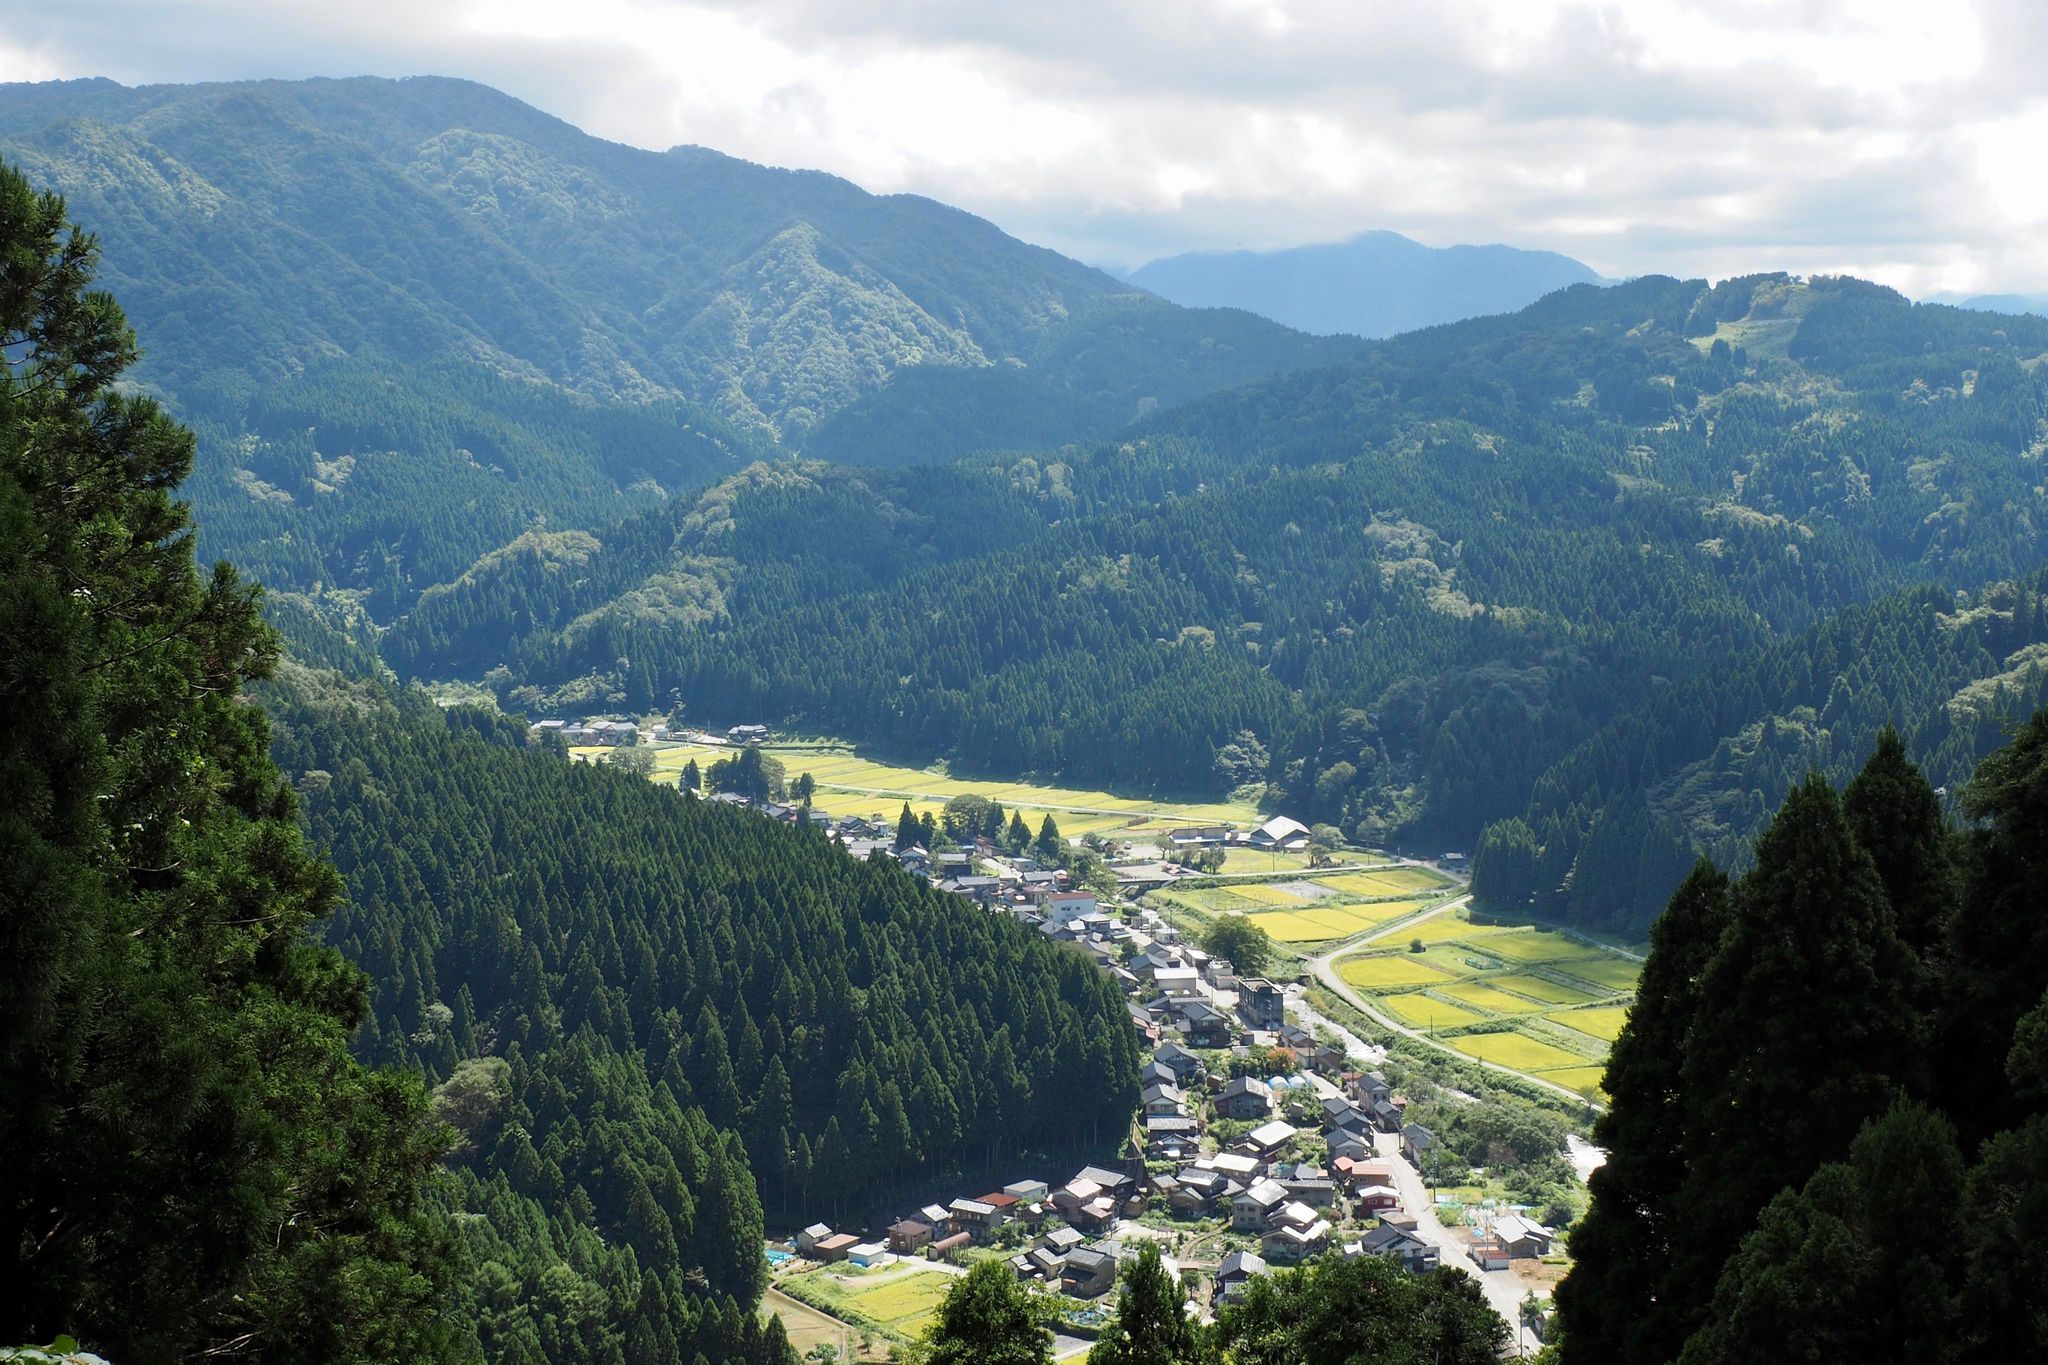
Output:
left=1542, top=1066, right=1610, bottom=1101
left=1377, top=993, right=1487, bottom=1030
left=839, top=1271, right=955, bottom=1336
left=1339, top=955, right=1456, bottom=989
left=1318, top=867, right=1451, bottom=898
left=1463, top=929, right=1609, bottom=964
left=1249, top=899, right=1436, bottom=943
left=1552, top=1006, right=1631, bottom=1043
left=1490, top=973, right=1603, bottom=1007
left=1554, top=957, right=1644, bottom=992
left=1450, top=1032, right=1592, bottom=1073
left=1440, top=982, right=1547, bottom=1016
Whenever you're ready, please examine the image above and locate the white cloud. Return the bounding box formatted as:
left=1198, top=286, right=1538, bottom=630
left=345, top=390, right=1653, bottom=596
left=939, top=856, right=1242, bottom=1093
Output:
left=5, top=0, right=2048, bottom=294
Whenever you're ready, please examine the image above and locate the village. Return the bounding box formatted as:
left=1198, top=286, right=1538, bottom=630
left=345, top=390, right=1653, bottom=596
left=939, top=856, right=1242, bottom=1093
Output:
left=537, top=717, right=1567, bottom=1357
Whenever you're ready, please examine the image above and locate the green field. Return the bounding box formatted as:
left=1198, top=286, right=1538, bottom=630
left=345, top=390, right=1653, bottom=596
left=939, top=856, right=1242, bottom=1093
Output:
left=1339, top=955, right=1456, bottom=989
left=1330, top=904, right=1643, bottom=1097
left=1450, top=1032, right=1593, bottom=1072
left=611, top=739, right=1261, bottom=842
left=1543, top=1066, right=1611, bottom=1101
left=1553, top=1006, right=1631, bottom=1042
left=1491, top=973, right=1602, bottom=1006
left=1377, top=993, right=1487, bottom=1030
left=1463, top=929, right=1609, bottom=963
left=1554, top=957, right=1644, bottom=991
left=1440, top=981, right=1547, bottom=1015
left=1318, top=867, right=1451, bottom=898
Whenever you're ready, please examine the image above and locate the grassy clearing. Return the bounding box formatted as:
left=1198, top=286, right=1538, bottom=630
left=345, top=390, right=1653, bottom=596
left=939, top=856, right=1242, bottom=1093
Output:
left=1490, top=973, right=1602, bottom=1006
left=1377, top=993, right=1487, bottom=1030
left=1552, top=1006, right=1631, bottom=1042
left=1339, top=955, right=1456, bottom=989
left=1450, top=1032, right=1592, bottom=1073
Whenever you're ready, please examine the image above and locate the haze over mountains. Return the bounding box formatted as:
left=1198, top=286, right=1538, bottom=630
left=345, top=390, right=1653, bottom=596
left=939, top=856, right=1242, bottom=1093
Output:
left=1126, top=230, right=1604, bottom=337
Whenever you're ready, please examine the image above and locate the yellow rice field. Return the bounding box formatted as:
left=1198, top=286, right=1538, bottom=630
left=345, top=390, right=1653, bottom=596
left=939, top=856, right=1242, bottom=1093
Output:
left=1440, top=982, right=1549, bottom=1015
left=1552, top=1006, right=1631, bottom=1042
left=1463, top=930, right=1609, bottom=964
left=1542, top=1066, right=1610, bottom=1100
left=1554, top=957, right=1644, bottom=992
left=1249, top=899, right=1436, bottom=943
left=1449, top=1032, right=1592, bottom=1072
left=1490, top=973, right=1602, bottom=1006
left=839, top=1272, right=955, bottom=1334
left=1317, top=867, right=1451, bottom=898
left=1339, top=955, right=1456, bottom=989
left=1376, top=994, right=1487, bottom=1030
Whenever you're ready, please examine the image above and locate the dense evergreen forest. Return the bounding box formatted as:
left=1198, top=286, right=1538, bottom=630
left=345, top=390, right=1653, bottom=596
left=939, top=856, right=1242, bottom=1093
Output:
left=388, top=272, right=2048, bottom=932
left=0, top=162, right=1140, bottom=1364
left=1555, top=719, right=2048, bottom=1362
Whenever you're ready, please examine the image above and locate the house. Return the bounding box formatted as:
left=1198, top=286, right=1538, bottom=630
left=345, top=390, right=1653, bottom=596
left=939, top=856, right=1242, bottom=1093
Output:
left=1370, top=1095, right=1407, bottom=1133
left=1218, top=1077, right=1274, bottom=1121
left=1492, top=1213, right=1555, bottom=1259
left=1173, top=1000, right=1233, bottom=1048
left=1040, top=1225, right=1085, bottom=1255
left=1402, top=1123, right=1436, bottom=1167
left=1167, top=1166, right=1231, bottom=1215
left=1153, top=966, right=1204, bottom=998
left=1262, top=1218, right=1333, bottom=1262
left=887, top=1220, right=933, bottom=1255
left=727, top=724, right=770, bottom=744
left=1168, top=827, right=1231, bottom=847
left=1061, top=1246, right=1120, bottom=1298
left=1325, top=1130, right=1371, bottom=1164
left=1354, top=1184, right=1402, bottom=1216
left=1215, top=1249, right=1267, bottom=1300
left=1238, top=978, right=1287, bottom=1032
left=813, top=1233, right=860, bottom=1263
left=1468, top=1236, right=1512, bottom=1271
left=1308, top=1042, right=1347, bottom=1074
left=1145, top=1116, right=1201, bottom=1156
left=1075, top=1166, right=1133, bottom=1197
left=1141, top=1082, right=1188, bottom=1117
left=848, top=1242, right=889, bottom=1268
left=1239, top=1119, right=1298, bottom=1158
left=919, top=1203, right=951, bottom=1229
left=1348, top=1071, right=1393, bottom=1106
left=1025, top=1246, right=1066, bottom=1279
left=1250, top=816, right=1311, bottom=851
left=1141, top=1058, right=1181, bottom=1089
left=794, top=1223, right=833, bottom=1254
left=1280, top=1169, right=1336, bottom=1208
left=1005, top=1179, right=1050, bottom=1204
left=949, top=1198, right=1000, bottom=1240
left=1321, top=1096, right=1371, bottom=1135
left=1358, top=1223, right=1439, bottom=1274
left=1230, top=1178, right=1289, bottom=1231
left=1153, top=1042, right=1206, bottom=1082
left=1045, top=891, right=1098, bottom=920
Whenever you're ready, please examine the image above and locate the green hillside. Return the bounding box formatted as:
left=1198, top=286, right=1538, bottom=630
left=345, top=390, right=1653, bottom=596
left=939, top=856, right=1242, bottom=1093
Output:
left=402, top=273, right=2048, bottom=932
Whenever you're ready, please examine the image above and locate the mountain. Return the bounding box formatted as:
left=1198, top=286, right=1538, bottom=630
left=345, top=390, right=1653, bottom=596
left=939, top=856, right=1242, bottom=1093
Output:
left=1124, top=229, right=1603, bottom=337
left=401, top=273, right=2048, bottom=933
left=0, top=75, right=1365, bottom=615
left=1948, top=292, right=2048, bottom=318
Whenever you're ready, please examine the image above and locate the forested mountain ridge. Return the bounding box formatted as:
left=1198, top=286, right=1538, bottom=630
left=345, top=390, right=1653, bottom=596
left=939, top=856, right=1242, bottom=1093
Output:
left=264, top=680, right=1141, bottom=1363
left=1, top=75, right=1368, bottom=617
left=1125, top=228, right=1602, bottom=337
left=397, top=272, right=2048, bottom=932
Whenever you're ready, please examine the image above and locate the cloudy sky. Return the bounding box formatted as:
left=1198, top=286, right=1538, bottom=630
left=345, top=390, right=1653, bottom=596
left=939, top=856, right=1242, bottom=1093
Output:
left=5, top=0, right=2047, bottom=295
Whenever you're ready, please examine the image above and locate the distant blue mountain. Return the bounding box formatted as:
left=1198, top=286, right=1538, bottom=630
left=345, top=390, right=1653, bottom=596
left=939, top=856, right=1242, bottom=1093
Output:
left=1124, top=229, right=1602, bottom=337
left=1942, top=293, right=2048, bottom=318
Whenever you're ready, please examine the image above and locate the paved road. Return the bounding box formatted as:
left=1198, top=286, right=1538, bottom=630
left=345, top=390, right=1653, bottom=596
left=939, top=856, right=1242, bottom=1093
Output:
left=1304, top=897, right=1604, bottom=1112
left=1370, top=1131, right=1536, bottom=1353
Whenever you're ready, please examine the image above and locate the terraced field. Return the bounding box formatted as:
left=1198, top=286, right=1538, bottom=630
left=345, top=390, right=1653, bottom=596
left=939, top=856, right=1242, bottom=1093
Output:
left=1332, top=906, right=1643, bottom=1101
left=1247, top=898, right=1434, bottom=942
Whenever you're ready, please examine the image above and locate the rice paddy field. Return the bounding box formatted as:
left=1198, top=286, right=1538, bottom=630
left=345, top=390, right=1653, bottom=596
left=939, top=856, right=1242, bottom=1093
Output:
left=1332, top=904, right=1645, bottom=1102
left=1246, top=898, right=1436, bottom=942
left=783, top=1268, right=958, bottom=1344
left=586, top=738, right=1263, bottom=841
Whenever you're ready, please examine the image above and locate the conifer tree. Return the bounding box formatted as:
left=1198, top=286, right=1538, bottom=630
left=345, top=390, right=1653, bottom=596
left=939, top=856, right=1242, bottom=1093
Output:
left=1556, top=862, right=1731, bottom=1364
left=1089, top=1242, right=1204, bottom=1365
left=1842, top=726, right=1954, bottom=962
left=0, top=161, right=458, bottom=1360
left=925, top=1260, right=1053, bottom=1365
left=1036, top=813, right=1065, bottom=862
